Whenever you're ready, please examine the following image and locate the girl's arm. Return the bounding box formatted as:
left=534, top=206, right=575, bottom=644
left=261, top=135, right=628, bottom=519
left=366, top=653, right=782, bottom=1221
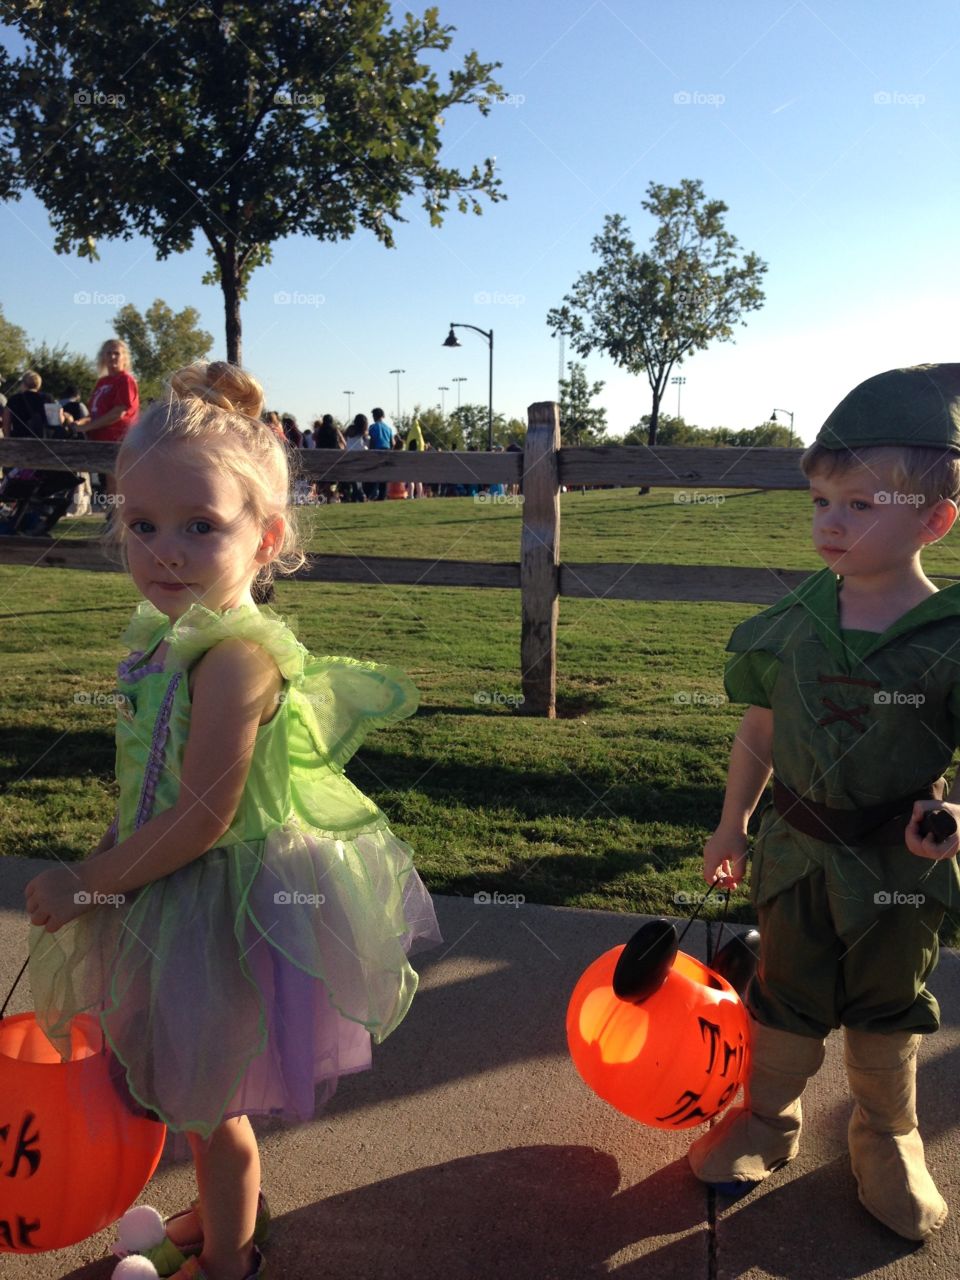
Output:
left=25, top=640, right=282, bottom=928
left=703, top=704, right=774, bottom=888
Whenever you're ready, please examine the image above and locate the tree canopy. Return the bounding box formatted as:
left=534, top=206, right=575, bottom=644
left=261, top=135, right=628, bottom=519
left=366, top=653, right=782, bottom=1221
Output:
left=0, top=306, right=30, bottom=390
left=0, top=0, right=505, bottom=363
left=547, top=179, right=767, bottom=446
left=558, top=361, right=607, bottom=445
left=114, top=299, right=213, bottom=402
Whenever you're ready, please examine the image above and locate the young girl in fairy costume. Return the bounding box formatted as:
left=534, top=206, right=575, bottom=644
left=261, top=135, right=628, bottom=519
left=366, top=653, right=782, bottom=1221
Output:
left=25, top=361, right=441, bottom=1280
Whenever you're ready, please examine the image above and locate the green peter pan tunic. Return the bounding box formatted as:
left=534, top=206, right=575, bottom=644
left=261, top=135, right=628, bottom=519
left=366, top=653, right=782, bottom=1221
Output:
left=726, top=568, right=960, bottom=936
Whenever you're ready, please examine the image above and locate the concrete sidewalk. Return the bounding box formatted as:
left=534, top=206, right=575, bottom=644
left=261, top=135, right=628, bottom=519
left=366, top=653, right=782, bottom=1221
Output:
left=1, top=857, right=957, bottom=1279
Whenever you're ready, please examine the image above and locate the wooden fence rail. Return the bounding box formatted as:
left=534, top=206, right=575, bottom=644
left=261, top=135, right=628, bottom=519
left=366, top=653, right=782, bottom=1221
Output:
left=2, top=407, right=925, bottom=716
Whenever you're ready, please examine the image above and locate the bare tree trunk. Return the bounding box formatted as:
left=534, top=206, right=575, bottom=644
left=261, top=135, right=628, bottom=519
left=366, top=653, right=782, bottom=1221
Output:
left=223, top=252, right=242, bottom=366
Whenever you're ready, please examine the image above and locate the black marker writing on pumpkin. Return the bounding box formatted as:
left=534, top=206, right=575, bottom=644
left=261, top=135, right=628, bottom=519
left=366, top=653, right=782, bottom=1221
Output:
left=0, top=1111, right=41, bottom=1178
left=0, top=1215, right=42, bottom=1249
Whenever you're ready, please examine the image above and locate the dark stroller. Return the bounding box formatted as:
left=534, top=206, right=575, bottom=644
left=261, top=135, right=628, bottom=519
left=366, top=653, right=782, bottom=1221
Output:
left=0, top=465, right=83, bottom=536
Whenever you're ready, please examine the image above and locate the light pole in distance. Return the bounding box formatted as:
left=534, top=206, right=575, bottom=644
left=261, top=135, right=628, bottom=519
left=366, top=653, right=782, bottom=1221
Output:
left=443, top=324, right=493, bottom=449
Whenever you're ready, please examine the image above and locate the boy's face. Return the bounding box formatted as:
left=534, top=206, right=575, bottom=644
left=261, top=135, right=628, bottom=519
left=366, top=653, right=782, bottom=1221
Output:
left=810, top=460, right=941, bottom=578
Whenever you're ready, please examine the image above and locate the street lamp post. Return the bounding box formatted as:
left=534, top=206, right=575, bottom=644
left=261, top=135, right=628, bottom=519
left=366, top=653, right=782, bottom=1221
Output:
left=389, top=369, right=406, bottom=424
left=438, top=385, right=450, bottom=415
left=671, top=375, right=687, bottom=420
left=771, top=407, right=796, bottom=447
left=443, top=324, right=493, bottom=449
left=343, top=390, right=355, bottom=421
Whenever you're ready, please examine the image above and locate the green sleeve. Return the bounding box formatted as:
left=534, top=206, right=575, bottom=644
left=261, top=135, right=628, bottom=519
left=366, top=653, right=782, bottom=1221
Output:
left=948, top=683, right=960, bottom=748
left=723, top=649, right=780, bottom=708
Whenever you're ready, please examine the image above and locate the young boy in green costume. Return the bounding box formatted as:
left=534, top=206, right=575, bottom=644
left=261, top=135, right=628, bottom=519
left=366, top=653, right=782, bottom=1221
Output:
left=688, top=364, right=960, bottom=1242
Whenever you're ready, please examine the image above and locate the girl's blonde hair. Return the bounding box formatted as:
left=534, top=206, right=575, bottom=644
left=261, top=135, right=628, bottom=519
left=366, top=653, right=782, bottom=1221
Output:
left=103, top=361, right=307, bottom=600
left=96, top=338, right=132, bottom=376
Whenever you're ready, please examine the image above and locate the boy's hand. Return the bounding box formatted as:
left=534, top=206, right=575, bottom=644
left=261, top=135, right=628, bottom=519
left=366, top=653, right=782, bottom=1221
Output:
left=906, top=801, right=960, bottom=862
left=25, top=865, right=93, bottom=933
left=703, top=827, right=749, bottom=889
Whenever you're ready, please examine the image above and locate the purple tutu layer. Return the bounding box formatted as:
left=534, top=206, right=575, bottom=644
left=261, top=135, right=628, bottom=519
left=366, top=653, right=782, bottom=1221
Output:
left=30, top=821, right=441, bottom=1138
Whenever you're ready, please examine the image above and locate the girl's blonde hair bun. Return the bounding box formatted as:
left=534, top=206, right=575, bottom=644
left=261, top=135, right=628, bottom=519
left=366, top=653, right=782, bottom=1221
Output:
left=170, top=361, right=265, bottom=421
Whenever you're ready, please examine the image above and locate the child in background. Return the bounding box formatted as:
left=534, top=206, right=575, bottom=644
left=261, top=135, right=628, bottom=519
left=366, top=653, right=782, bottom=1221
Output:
left=688, top=364, right=960, bottom=1243
left=26, top=361, right=441, bottom=1280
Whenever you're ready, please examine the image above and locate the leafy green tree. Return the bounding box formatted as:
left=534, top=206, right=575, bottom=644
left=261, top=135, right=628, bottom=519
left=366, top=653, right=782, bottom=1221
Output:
left=114, top=299, right=213, bottom=402
left=733, top=421, right=797, bottom=448
left=547, top=179, right=767, bottom=447
left=450, top=403, right=510, bottom=449
left=27, top=342, right=98, bottom=400
left=621, top=414, right=699, bottom=446
left=0, top=306, right=30, bottom=390
left=558, top=360, right=607, bottom=444
left=0, top=0, right=504, bottom=363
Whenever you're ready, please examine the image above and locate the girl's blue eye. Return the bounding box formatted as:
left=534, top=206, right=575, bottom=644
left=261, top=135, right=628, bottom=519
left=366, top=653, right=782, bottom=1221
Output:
left=851, top=500, right=870, bottom=511
left=189, top=520, right=213, bottom=534
left=128, top=520, right=154, bottom=534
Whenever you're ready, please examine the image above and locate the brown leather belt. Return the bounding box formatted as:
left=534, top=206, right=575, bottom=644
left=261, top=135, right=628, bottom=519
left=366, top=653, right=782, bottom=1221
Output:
left=772, top=777, right=941, bottom=846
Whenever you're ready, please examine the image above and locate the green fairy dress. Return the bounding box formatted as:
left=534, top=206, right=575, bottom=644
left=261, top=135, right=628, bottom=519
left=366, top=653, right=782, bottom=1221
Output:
left=29, top=600, right=441, bottom=1137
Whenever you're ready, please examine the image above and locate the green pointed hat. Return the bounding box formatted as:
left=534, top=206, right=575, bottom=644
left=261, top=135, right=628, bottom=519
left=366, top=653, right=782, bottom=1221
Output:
left=817, top=363, right=960, bottom=453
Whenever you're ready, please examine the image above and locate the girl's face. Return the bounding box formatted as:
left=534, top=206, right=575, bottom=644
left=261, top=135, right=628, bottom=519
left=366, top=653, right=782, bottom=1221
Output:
left=119, top=445, right=283, bottom=621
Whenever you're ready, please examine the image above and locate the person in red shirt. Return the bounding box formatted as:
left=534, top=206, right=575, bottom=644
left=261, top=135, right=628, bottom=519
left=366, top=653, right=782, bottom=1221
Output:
left=75, top=338, right=139, bottom=516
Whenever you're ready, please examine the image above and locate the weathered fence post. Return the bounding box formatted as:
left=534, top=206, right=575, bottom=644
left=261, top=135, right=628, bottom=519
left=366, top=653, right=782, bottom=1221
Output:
left=520, top=402, right=561, bottom=718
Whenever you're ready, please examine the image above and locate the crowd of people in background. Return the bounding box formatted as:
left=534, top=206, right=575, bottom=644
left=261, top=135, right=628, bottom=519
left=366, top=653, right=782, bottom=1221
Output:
left=261, top=404, right=519, bottom=503
left=0, top=348, right=520, bottom=534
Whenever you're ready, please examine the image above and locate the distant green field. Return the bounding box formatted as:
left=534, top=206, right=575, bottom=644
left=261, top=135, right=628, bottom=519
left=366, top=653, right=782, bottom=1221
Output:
left=2, top=487, right=958, bottom=944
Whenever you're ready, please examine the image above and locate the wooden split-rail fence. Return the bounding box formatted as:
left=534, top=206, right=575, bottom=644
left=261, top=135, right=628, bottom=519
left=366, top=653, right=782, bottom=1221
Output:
left=0, top=402, right=859, bottom=716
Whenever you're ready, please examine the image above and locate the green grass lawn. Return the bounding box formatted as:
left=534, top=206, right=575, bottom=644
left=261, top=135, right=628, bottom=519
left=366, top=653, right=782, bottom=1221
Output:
left=3, top=486, right=959, bottom=942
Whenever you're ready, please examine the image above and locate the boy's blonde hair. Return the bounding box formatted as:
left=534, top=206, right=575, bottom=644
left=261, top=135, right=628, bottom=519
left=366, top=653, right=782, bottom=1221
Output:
left=103, top=361, right=307, bottom=599
left=801, top=442, right=960, bottom=509
left=21, top=370, right=41, bottom=390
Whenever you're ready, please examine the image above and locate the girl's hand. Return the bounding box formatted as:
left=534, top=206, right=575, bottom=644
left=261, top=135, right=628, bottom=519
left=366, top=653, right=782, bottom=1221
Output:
left=703, top=827, right=749, bottom=889
left=24, top=865, right=94, bottom=933
left=906, top=801, right=960, bottom=862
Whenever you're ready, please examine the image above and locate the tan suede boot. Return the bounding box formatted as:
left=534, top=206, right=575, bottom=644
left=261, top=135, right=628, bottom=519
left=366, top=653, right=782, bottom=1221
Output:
left=688, top=1015, right=826, bottom=1187
left=845, top=1028, right=948, bottom=1241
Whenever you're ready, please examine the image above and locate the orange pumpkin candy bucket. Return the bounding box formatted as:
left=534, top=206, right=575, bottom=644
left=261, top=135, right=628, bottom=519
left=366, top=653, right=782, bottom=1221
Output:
left=0, top=958, right=166, bottom=1254
left=566, top=919, right=753, bottom=1129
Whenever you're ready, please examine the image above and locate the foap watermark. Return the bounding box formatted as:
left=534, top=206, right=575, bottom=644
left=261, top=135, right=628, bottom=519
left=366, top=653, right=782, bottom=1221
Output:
left=474, top=890, right=525, bottom=907
left=674, top=690, right=725, bottom=707
left=74, top=290, right=126, bottom=306
left=674, top=490, right=725, bottom=506
left=673, top=890, right=712, bottom=906
left=874, top=490, right=925, bottom=506
left=74, top=890, right=125, bottom=907
left=489, top=91, right=526, bottom=108
left=874, top=890, right=925, bottom=906
left=92, top=491, right=125, bottom=507
left=274, top=890, right=326, bottom=907
left=874, top=690, right=925, bottom=707
left=274, top=290, right=325, bottom=307
left=474, top=690, right=525, bottom=708
left=74, top=691, right=130, bottom=710
left=473, top=290, right=525, bottom=307
left=474, top=492, right=523, bottom=506
left=274, top=90, right=323, bottom=108
left=74, top=89, right=126, bottom=108
left=276, top=689, right=329, bottom=708
left=873, top=91, right=925, bottom=108
left=674, top=90, right=725, bottom=108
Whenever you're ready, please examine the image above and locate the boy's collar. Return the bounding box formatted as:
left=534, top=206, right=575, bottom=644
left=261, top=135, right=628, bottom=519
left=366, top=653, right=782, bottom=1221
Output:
left=762, top=568, right=960, bottom=664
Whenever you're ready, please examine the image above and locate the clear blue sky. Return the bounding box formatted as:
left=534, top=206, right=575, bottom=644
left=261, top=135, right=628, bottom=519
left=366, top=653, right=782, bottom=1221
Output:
left=3, top=0, right=959, bottom=441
